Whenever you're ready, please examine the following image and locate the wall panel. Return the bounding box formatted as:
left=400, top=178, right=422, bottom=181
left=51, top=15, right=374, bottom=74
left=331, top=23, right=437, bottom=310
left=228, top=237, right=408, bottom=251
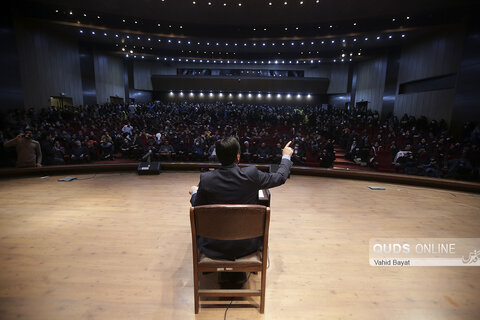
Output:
left=0, top=17, right=24, bottom=110
left=327, top=64, right=349, bottom=94
left=394, top=29, right=465, bottom=123
left=94, top=52, right=125, bottom=104
left=354, top=56, right=387, bottom=113
left=14, top=18, right=83, bottom=109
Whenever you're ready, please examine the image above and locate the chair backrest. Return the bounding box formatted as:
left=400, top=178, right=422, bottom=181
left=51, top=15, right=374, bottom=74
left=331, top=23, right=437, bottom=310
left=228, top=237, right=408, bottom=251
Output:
left=191, top=205, right=269, bottom=241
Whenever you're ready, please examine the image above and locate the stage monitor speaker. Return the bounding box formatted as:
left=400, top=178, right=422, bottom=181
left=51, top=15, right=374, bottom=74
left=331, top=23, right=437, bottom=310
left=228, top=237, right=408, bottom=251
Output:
left=137, top=162, right=161, bottom=175
left=269, top=164, right=290, bottom=178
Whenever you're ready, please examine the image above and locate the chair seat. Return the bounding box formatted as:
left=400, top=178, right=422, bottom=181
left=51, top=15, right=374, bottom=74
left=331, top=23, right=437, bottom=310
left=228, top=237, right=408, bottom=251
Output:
left=198, top=251, right=262, bottom=268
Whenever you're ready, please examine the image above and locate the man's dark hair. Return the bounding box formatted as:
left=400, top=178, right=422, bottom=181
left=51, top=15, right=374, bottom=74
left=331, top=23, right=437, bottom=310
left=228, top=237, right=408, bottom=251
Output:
left=216, top=136, right=240, bottom=166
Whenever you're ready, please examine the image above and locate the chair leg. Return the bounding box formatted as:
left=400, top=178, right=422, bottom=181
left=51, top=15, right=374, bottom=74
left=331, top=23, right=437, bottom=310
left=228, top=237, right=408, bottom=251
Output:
left=260, top=271, right=266, bottom=313
left=194, top=271, right=199, bottom=313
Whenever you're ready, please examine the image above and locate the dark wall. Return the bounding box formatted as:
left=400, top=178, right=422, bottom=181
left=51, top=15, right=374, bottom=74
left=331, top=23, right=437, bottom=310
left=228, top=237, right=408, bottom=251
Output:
left=382, top=49, right=400, bottom=118
left=129, top=89, right=152, bottom=103
left=0, top=15, right=24, bottom=110
left=451, top=27, right=480, bottom=133
left=328, top=94, right=350, bottom=109
left=151, top=75, right=329, bottom=94
left=79, top=43, right=97, bottom=106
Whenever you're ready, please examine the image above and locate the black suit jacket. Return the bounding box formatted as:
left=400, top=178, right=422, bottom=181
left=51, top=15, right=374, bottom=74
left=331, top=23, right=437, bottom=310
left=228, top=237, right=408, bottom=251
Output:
left=190, top=158, right=293, bottom=260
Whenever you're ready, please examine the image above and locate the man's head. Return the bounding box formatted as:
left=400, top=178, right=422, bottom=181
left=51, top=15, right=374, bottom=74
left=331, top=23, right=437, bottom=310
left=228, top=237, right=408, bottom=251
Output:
left=215, top=136, right=240, bottom=166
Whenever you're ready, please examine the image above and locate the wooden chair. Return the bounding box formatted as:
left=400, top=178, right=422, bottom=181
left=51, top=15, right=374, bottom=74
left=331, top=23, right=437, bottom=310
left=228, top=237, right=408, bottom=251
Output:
left=190, top=204, right=270, bottom=313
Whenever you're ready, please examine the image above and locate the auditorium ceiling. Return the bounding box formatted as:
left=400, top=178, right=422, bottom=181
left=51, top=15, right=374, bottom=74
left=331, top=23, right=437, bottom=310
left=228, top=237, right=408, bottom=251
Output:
left=9, top=0, right=476, bottom=65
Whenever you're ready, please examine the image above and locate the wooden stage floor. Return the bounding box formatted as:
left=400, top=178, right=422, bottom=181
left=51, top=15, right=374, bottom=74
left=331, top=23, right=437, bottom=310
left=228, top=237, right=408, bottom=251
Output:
left=0, top=172, right=479, bottom=319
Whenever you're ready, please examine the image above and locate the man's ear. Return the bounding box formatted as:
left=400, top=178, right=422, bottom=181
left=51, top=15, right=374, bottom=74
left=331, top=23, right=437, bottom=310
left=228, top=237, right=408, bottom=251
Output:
left=235, top=153, right=240, bottom=163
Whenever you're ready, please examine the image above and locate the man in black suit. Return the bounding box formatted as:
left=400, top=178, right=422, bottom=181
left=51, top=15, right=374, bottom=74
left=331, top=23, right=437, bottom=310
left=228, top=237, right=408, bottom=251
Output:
left=189, top=136, right=293, bottom=260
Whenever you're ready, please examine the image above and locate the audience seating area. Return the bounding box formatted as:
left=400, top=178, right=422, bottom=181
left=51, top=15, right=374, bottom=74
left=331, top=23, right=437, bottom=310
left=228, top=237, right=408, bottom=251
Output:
left=1, top=101, right=479, bottom=182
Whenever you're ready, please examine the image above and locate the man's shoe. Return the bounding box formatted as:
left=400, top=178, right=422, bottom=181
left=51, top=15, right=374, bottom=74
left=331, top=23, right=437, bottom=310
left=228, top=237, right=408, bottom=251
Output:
left=218, top=272, right=247, bottom=289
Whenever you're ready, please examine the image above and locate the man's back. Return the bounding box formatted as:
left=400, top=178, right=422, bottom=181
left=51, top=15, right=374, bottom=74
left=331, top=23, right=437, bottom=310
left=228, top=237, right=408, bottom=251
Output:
left=190, top=157, right=292, bottom=260
left=192, top=160, right=290, bottom=206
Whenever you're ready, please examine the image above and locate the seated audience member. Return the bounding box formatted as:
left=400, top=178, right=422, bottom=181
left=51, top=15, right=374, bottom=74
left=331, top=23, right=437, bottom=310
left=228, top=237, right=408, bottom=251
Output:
left=99, top=136, right=114, bottom=160
left=86, top=139, right=99, bottom=161
left=207, top=143, right=217, bottom=162
left=3, top=127, right=42, bottom=168
left=393, top=144, right=413, bottom=164
left=70, top=140, right=89, bottom=164
left=423, top=156, right=441, bottom=178
left=174, top=140, right=189, bottom=161
left=291, top=143, right=306, bottom=165
left=272, top=143, right=283, bottom=163
left=120, top=138, right=132, bottom=158
left=52, top=140, right=65, bottom=165
left=446, top=151, right=474, bottom=180
left=241, top=140, right=255, bottom=163
left=158, top=140, right=175, bottom=160
left=402, top=153, right=421, bottom=175
left=255, top=142, right=271, bottom=163
left=191, top=140, right=207, bottom=161
left=122, top=122, right=133, bottom=135
left=319, top=148, right=335, bottom=168
left=40, top=132, right=55, bottom=166
left=142, top=138, right=158, bottom=162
